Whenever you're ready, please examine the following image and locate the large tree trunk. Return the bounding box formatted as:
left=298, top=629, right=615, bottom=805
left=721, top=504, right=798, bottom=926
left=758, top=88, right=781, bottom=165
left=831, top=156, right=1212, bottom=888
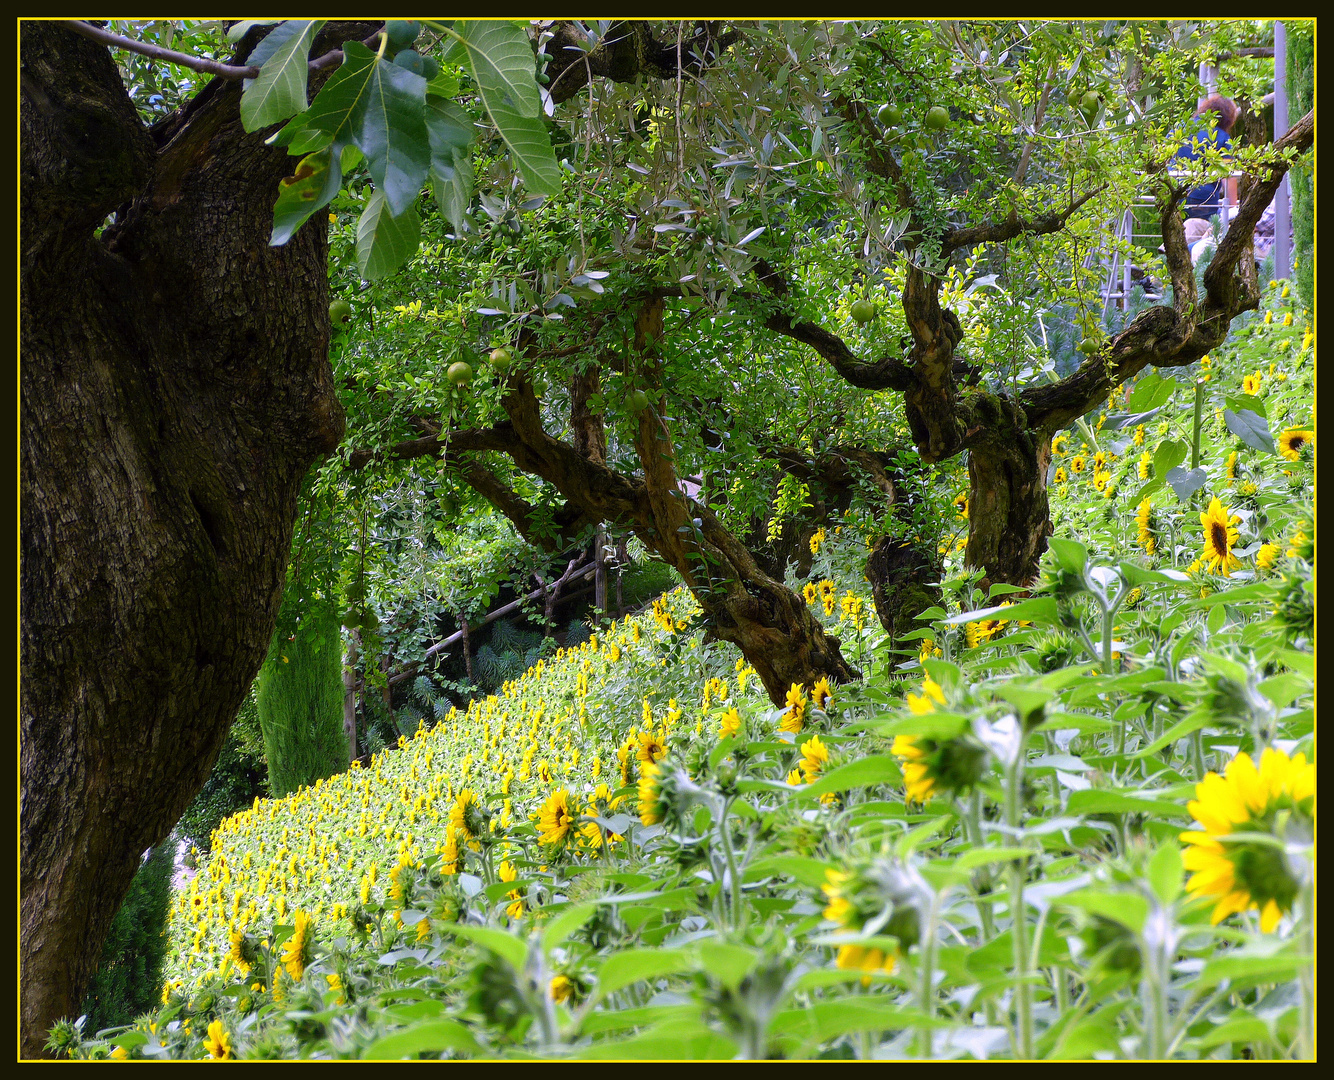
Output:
left=20, top=23, right=347, bottom=1057
left=964, top=400, right=1054, bottom=587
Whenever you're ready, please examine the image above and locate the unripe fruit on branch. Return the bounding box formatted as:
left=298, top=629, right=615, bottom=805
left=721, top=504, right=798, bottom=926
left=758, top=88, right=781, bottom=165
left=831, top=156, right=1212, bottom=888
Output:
left=447, top=361, right=474, bottom=386
left=329, top=299, right=353, bottom=327
left=850, top=299, right=877, bottom=324
left=384, top=21, right=420, bottom=48
left=925, top=106, right=950, bottom=130
left=878, top=103, right=903, bottom=127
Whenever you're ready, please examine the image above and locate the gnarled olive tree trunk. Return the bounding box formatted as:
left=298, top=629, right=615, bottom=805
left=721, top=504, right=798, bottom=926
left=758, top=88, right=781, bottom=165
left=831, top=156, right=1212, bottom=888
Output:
left=356, top=297, right=858, bottom=707
left=20, top=23, right=351, bottom=1057
left=758, top=100, right=1314, bottom=590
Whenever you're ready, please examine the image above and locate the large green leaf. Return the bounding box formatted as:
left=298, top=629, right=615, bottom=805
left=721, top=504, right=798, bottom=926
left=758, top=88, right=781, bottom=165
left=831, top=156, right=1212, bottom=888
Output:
left=1224, top=408, right=1276, bottom=454
left=1126, top=372, right=1179, bottom=411
left=443, top=923, right=527, bottom=971
left=356, top=190, right=421, bottom=280
left=483, top=95, right=562, bottom=196
left=1066, top=789, right=1189, bottom=819
left=594, top=946, right=694, bottom=999
left=303, top=41, right=378, bottom=141
left=302, top=43, right=430, bottom=216
left=801, top=755, right=903, bottom=799
left=358, top=55, right=431, bottom=216
left=240, top=20, right=322, bottom=131
left=363, top=1019, right=481, bottom=1059
left=425, top=95, right=476, bottom=233
left=456, top=21, right=543, bottom=119
left=268, top=145, right=342, bottom=246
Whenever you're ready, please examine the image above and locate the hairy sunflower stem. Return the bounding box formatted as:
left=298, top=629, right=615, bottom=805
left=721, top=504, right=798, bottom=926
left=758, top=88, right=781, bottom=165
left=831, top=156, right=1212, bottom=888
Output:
left=1005, top=748, right=1034, bottom=1059
left=916, top=889, right=940, bottom=1058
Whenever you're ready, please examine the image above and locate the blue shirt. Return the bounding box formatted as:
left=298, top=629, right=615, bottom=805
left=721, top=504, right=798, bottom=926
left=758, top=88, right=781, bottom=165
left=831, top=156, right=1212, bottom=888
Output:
left=1174, top=127, right=1231, bottom=219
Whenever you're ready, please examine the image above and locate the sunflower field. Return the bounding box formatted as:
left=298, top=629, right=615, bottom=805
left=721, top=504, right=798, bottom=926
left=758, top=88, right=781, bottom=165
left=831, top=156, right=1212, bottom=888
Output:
left=49, top=279, right=1314, bottom=1063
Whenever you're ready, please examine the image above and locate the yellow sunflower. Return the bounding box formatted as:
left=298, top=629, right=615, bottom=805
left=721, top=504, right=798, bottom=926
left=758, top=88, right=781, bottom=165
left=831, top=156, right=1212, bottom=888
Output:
left=798, top=734, right=829, bottom=783
left=637, top=761, right=666, bottom=826
left=1199, top=497, right=1242, bottom=576
left=538, top=789, right=575, bottom=846
left=779, top=682, right=807, bottom=734
left=1180, top=748, right=1314, bottom=931
left=1136, top=498, right=1156, bottom=555
left=1071, top=455, right=1087, bottom=474
left=635, top=728, right=667, bottom=765
left=891, top=735, right=938, bottom=803
left=811, top=676, right=833, bottom=710
left=1277, top=428, right=1314, bottom=461
left=802, top=582, right=818, bottom=605
left=718, top=706, right=742, bottom=740
left=203, top=1019, right=231, bottom=1060
left=280, top=910, right=310, bottom=982
left=953, top=493, right=969, bottom=519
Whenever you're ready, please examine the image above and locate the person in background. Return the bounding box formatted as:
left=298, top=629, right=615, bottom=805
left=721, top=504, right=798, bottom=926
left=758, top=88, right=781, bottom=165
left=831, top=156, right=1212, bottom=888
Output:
left=1175, top=94, right=1241, bottom=232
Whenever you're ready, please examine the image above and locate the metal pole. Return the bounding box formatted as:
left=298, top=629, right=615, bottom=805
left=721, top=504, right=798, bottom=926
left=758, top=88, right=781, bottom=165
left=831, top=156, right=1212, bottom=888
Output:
left=1274, top=23, right=1291, bottom=280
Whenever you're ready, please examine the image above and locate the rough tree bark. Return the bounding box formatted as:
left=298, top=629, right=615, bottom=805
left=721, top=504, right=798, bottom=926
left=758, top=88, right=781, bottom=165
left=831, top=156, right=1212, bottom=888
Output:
left=19, top=22, right=364, bottom=1057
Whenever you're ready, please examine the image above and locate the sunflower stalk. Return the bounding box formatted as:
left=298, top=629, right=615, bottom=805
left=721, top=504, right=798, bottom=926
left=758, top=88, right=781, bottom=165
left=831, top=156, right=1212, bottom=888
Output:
left=1190, top=376, right=1205, bottom=471
left=1004, top=745, right=1033, bottom=1060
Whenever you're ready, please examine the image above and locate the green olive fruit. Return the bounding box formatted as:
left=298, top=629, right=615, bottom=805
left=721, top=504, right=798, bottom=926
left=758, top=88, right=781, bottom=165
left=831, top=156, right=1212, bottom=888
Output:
left=878, top=103, right=904, bottom=127
left=1080, top=91, right=1101, bottom=119
left=850, top=298, right=877, bottom=324
left=628, top=389, right=650, bottom=413
left=489, top=347, right=512, bottom=374
left=393, top=49, right=426, bottom=75
left=925, top=105, right=950, bottom=130
left=329, top=299, right=353, bottom=327
left=359, top=610, right=380, bottom=632
left=447, top=361, right=474, bottom=386
left=345, top=581, right=366, bottom=604
left=1077, top=337, right=1102, bottom=355
left=384, top=20, right=420, bottom=48
left=421, top=56, right=440, bottom=82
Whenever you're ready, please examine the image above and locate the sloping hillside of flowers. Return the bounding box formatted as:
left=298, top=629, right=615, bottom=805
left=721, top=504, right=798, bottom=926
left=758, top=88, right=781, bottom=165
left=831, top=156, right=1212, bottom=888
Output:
left=71, top=283, right=1312, bottom=1061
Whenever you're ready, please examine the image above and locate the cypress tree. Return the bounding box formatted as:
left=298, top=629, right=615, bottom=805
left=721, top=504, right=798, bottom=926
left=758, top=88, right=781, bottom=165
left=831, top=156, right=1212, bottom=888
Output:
left=1287, top=23, right=1314, bottom=312
left=257, top=598, right=349, bottom=798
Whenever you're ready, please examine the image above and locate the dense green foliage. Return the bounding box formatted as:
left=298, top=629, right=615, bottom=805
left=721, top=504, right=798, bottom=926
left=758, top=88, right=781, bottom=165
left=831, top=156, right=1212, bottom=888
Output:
left=257, top=600, right=350, bottom=799
left=78, top=843, right=174, bottom=1034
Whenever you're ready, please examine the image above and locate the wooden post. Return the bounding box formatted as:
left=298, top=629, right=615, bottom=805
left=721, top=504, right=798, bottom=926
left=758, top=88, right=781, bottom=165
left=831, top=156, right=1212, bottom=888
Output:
left=594, top=524, right=608, bottom=618
left=342, top=628, right=360, bottom=763
left=615, top=537, right=627, bottom=616
left=460, top=616, right=472, bottom=682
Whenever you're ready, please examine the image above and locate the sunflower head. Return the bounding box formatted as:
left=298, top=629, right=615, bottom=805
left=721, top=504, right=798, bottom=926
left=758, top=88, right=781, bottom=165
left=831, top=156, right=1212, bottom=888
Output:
left=637, top=760, right=670, bottom=826
left=1277, top=428, right=1314, bottom=462
left=538, top=789, right=576, bottom=847
left=1199, top=497, right=1242, bottom=576
left=892, top=732, right=989, bottom=804
left=1180, top=748, right=1314, bottom=932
